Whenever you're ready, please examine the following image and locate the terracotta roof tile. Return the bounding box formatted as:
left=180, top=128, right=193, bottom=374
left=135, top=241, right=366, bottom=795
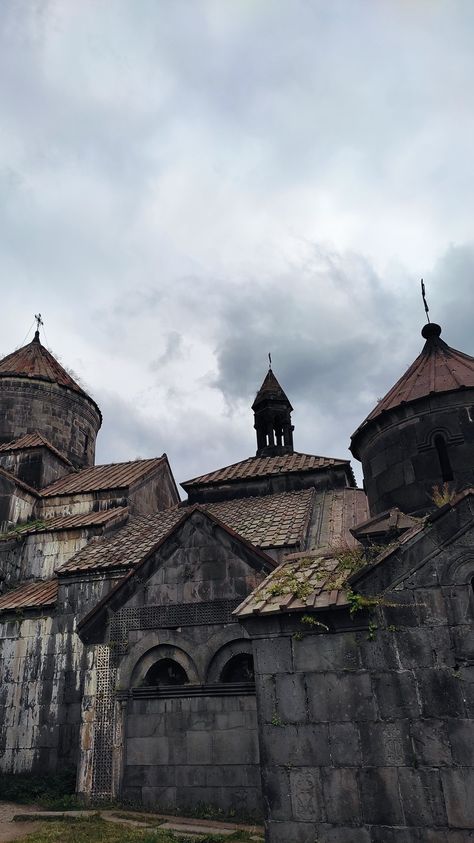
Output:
left=0, top=579, right=58, bottom=613
left=0, top=335, right=90, bottom=399
left=0, top=508, right=129, bottom=540
left=0, top=432, right=72, bottom=465
left=58, top=487, right=366, bottom=576
left=234, top=554, right=351, bottom=617
left=40, top=457, right=166, bottom=496
left=182, top=451, right=351, bottom=489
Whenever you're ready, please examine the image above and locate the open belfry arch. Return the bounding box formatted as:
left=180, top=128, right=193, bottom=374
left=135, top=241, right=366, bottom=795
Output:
left=0, top=314, right=473, bottom=840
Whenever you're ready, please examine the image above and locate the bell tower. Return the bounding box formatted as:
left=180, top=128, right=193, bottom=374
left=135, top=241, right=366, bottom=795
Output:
left=252, top=367, right=294, bottom=457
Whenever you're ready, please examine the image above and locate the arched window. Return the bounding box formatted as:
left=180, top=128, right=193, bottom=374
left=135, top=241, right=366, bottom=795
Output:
left=144, top=658, right=189, bottom=687
left=220, top=653, right=255, bottom=683
left=434, top=434, right=454, bottom=482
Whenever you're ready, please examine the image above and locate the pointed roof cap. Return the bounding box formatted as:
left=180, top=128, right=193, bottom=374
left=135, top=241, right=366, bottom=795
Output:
left=351, top=323, right=474, bottom=454
left=252, top=368, right=293, bottom=410
left=0, top=332, right=95, bottom=403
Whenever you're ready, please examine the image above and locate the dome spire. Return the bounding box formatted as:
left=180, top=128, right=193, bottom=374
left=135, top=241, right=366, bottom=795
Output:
left=33, top=313, right=44, bottom=343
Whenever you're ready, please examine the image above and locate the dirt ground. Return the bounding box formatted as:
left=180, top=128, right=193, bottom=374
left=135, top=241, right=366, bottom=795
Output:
left=0, top=803, right=42, bottom=842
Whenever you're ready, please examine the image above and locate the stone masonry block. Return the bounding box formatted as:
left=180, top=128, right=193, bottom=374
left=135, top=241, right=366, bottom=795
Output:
left=417, top=669, right=466, bottom=718
left=253, top=637, right=293, bottom=675
left=359, top=767, right=404, bottom=825
left=329, top=721, right=362, bottom=766
left=447, top=718, right=474, bottom=765
left=398, top=767, right=447, bottom=827
left=266, top=821, right=320, bottom=843
left=322, top=767, right=361, bottom=824
left=441, top=768, right=474, bottom=828
left=261, top=766, right=291, bottom=820
left=373, top=671, right=420, bottom=719
left=260, top=723, right=330, bottom=767
left=359, top=720, right=411, bottom=766
left=307, top=671, right=377, bottom=722
left=275, top=673, right=307, bottom=723
left=410, top=719, right=452, bottom=766
left=292, top=632, right=361, bottom=672
left=289, top=766, right=325, bottom=822
left=255, top=674, right=277, bottom=724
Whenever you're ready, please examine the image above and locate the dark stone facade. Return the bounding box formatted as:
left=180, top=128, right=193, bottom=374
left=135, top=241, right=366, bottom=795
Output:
left=352, top=390, right=474, bottom=517
left=0, top=378, right=101, bottom=468
left=240, top=493, right=474, bottom=842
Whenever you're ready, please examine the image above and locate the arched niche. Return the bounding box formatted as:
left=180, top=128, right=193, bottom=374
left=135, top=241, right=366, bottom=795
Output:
left=205, top=639, right=254, bottom=684
left=130, top=643, right=199, bottom=688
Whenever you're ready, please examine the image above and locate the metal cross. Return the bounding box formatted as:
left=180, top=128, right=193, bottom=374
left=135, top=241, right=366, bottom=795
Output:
left=421, top=279, right=430, bottom=323
left=35, top=313, right=44, bottom=332
left=268, top=352, right=272, bottom=369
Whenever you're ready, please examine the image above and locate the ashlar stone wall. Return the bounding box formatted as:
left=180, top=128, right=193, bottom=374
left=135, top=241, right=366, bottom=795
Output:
left=241, top=506, right=474, bottom=843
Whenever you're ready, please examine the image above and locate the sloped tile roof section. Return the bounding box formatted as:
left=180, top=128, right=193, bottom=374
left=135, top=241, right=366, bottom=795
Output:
left=57, top=507, right=183, bottom=574
left=351, top=507, right=420, bottom=540
left=0, top=334, right=89, bottom=397
left=0, top=579, right=58, bottom=613
left=0, top=432, right=73, bottom=465
left=352, top=324, right=474, bottom=452
left=6, top=507, right=129, bottom=537
left=235, top=487, right=369, bottom=617
left=235, top=554, right=352, bottom=617
left=208, top=489, right=314, bottom=548
left=58, top=487, right=365, bottom=576
left=40, top=457, right=167, bottom=497
left=182, top=451, right=352, bottom=490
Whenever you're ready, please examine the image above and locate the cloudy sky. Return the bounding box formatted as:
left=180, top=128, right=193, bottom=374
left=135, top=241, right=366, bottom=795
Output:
left=1, top=1, right=473, bottom=490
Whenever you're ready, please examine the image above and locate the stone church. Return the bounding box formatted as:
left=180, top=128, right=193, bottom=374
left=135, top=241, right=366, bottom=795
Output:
left=0, top=320, right=473, bottom=842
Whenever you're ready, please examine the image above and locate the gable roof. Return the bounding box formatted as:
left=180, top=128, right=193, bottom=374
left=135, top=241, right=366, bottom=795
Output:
left=236, top=488, right=474, bottom=620
left=40, top=456, right=169, bottom=497
left=352, top=323, right=474, bottom=452
left=0, top=432, right=73, bottom=466
left=0, top=507, right=129, bottom=542
left=77, top=507, right=276, bottom=642
left=57, top=488, right=315, bottom=575
left=182, top=451, right=353, bottom=491
left=0, top=579, right=58, bottom=614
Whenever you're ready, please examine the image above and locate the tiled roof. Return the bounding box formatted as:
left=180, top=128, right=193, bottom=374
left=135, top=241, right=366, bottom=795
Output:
left=57, top=507, right=183, bottom=573
left=0, top=334, right=92, bottom=400
left=234, top=553, right=352, bottom=617
left=0, top=508, right=129, bottom=539
left=40, top=457, right=167, bottom=497
left=182, top=451, right=351, bottom=490
left=58, top=487, right=366, bottom=576
left=0, top=432, right=72, bottom=465
left=352, top=324, right=474, bottom=451
left=0, top=579, right=58, bottom=613
left=206, top=489, right=314, bottom=548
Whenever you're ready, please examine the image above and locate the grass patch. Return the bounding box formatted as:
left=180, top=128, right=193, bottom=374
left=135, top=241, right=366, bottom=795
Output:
left=11, top=815, right=260, bottom=843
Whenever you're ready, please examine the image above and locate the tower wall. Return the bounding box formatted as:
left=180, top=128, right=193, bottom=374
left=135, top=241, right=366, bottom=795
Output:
left=353, top=389, right=474, bottom=516
left=0, top=377, right=101, bottom=469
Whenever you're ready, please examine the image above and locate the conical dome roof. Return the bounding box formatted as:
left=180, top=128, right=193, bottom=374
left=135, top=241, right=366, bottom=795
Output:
left=0, top=331, right=90, bottom=399
left=252, top=368, right=293, bottom=410
left=351, top=323, right=474, bottom=456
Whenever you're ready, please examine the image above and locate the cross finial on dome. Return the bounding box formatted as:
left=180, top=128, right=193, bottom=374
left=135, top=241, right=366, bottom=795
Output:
left=268, top=352, right=272, bottom=370
left=421, top=279, right=430, bottom=324
left=34, top=313, right=44, bottom=342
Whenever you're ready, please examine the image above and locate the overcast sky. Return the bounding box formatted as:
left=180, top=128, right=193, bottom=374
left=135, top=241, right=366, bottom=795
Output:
left=1, top=1, right=473, bottom=490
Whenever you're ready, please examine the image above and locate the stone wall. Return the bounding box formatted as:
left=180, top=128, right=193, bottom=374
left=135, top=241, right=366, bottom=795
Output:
left=0, top=447, right=71, bottom=490
left=352, top=390, right=474, bottom=517
left=0, top=574, right=119, bottom=774
left=0, top=474, right=36, bottom=533
left=241, top=541, right=474, bottom=842
left=0, top=378, right=101, bottom=469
